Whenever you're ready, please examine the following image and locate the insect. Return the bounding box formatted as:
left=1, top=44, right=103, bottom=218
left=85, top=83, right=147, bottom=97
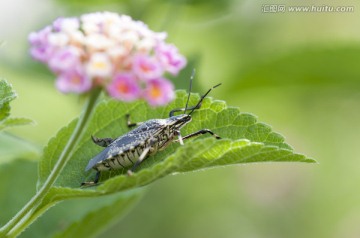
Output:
left=81, top=80, right=221, bottom=186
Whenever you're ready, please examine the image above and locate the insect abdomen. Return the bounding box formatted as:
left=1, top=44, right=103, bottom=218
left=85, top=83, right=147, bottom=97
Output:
left=90, top=123, right=175, bottom=172
left=94, top=142, right=153, bottom=171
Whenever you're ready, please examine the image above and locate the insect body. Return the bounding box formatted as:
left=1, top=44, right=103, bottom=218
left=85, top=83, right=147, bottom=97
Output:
left=81, top=83, right=221, bottom=186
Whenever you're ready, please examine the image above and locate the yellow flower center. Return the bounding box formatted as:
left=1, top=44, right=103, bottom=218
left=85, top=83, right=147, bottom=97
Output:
left=150, top=86, right=161, bottom=98
left=140, top=62, right=152, bottom=72
left=94, top=61, right=107, bottom=70
left=71, top=75, right=81, bottom=85
left=117, top=82, right=129, bottom=93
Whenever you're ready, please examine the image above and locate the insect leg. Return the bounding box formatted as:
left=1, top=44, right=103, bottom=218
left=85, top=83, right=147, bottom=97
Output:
left=126, top=114, right=143, bottom=128
left=175, top=129, right=221, bottom=143
left=127, top=139, right=157, bottom=175
left=127, top=147, right=150, bottom=176
left=91, top=135, right=114, bottom=147
left=174, top=130, right=184, bottom=145
left=81, top=170, right=101, bottom=187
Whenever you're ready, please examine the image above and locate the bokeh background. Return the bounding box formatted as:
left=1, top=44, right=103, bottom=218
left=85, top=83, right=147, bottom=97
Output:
left=1, top=0, right=360, bottom=237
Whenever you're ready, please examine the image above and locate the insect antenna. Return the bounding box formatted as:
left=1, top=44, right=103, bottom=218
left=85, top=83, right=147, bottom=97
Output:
left=184, top=69, right=195, bottom=115
left=168, top=70, right=221, bottom=117
left=169, top=69, right=196, bottom=117
left=188, top=83, right=222, bottom=116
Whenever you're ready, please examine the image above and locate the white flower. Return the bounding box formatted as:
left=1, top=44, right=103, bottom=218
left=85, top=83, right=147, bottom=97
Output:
left=137, top=37, right=156, bottom=53
left=48, top=32, right=69, bottom=47
left=119, top=31, right=140, bottom=51
left=102, top=11, right=122, bottom=27
left=68, top=30, right=85, bottom=46
left=81, top=12, right=103, bottom=34
left=85, top=34, right=115, bottom=51
left=59, top=18, right=80, bottom=33
left=107, top=46, right=127, bottom=60
left=86, top=53, right=113, bottom=78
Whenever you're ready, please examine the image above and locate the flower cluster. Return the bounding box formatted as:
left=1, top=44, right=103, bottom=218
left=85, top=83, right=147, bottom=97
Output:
left=28, top=12, right=186, bottom=106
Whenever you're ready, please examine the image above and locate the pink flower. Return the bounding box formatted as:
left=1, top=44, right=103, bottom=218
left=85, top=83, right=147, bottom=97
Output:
left=29, top=12, right=187, bottom=106
left=56, top=69, right=92, bottom=93
left=155, top=43, right=186, bottom=75
left=143, top=78, right=174, bottom=106
left=132, top=54, right=163, bottom=80
left=48, top=47, right=81, bottom=73
left=107, top=73, right=141, bottom=101
left=28, top=26, right=53, bottom=62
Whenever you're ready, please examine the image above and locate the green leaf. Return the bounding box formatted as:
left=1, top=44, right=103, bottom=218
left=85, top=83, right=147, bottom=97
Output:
left=0, top=79, right=34, bottom=131
left=0, top=80, right=36, bottom=165
left=52, top=191, right=142, bottom=238
left=0, top=117, right=34, bottom=131
left=0, top=79, right=16, bottom=121
left=38, top=90, right=315, bottom=198
left=0, top=133, right=40, bottom=164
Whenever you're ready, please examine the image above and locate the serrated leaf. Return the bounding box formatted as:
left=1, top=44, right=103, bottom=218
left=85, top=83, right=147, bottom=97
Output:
left=52, top=191, right=142, bottom=238
left=0, top=80, right=36, bottom=166
left=38, top=90, right=315, bottom=198
left=0, top=79, right=16, bottom=121
left=0, top=117, right=34, bottom=131
left=0, top=79, right=34, bottom=132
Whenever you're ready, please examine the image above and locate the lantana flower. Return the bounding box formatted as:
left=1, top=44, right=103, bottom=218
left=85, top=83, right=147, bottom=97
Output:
left=143, top=78, right=175, bottom=106
left=29, top=12, right=186, bottom=106
left=107, top=73, right=141, bottom=101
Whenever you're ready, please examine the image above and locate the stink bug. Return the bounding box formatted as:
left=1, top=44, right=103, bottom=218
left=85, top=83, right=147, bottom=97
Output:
left=81, top=79, right=221, bottom=186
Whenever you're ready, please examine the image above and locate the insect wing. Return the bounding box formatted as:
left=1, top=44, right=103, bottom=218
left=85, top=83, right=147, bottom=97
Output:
left=85, top=147, right=110, bottom=171
left=85, top=119, right=165, bottom=171
left=84, top=135, right=140, bottom=172
left=111, top=119, right=165, bottom=150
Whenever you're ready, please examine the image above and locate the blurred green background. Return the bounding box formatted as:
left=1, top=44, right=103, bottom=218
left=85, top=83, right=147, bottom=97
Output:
left=1, top=0, right=360, bottom=237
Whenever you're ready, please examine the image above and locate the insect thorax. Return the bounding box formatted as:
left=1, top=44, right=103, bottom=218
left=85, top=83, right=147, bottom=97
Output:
left=140, top=119, right=178, bottom=150
left=88, top=113, right=193, bottom=173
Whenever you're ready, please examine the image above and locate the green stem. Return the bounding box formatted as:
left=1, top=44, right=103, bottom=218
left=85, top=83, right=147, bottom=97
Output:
left=0, top=88, right=101, bottom=237
left=8, top=201, right=59, bottom=238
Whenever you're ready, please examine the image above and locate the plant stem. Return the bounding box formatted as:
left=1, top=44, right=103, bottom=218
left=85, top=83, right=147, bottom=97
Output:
left=0, top=88, right=101, bottom=237
left=7, top=200, right=58, bottom=238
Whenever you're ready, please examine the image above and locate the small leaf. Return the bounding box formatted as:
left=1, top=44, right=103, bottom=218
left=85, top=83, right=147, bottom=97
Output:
left=0, top=117, right=34, bottom=131
left=0, top=79, right=34, bottom=131
left=38, top=90, right=315, bottom=199
left=0, top=79, right=16, bottom=121
left=0, top=80, right=36, bottom=165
